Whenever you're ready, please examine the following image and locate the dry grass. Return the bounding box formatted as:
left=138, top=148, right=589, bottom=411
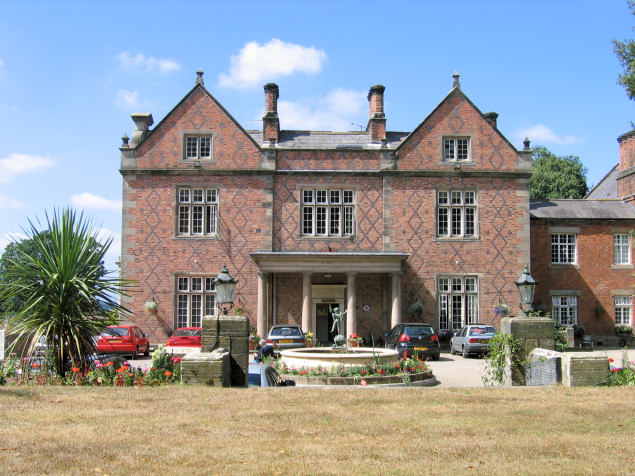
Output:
left=0, top=385, right=633, bottom=475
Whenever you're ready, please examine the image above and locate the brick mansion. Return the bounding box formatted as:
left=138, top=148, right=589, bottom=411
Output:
left=119, top=71, right=635, bottom=345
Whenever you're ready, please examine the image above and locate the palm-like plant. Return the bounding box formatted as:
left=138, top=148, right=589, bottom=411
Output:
left=1, top=208, right=132, bottom=377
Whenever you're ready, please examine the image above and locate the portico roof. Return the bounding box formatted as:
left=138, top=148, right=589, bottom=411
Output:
left=249, top=251, right=410, bottom=273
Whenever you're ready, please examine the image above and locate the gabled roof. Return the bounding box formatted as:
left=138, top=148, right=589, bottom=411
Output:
left=247, top=130, right=409, bottom=149
left=530, top=199, right=635, bottom=220
left=585, top=164, right=619, bottom=199
left=132, top=82, right=261, bottom=150
left=395, top=86, right=519, bottom=154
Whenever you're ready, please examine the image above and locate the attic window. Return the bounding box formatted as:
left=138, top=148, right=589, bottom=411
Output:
left=443, top=137, right=471, bottom=162
left=184, top=134, right=213, bottom=160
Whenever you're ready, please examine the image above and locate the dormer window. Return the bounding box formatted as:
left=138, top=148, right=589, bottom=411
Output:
left=443, top=137, right=471, bottom=162
left=183, top=134, right=214, bottom=160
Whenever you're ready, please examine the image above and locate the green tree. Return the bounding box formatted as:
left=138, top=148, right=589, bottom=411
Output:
left=613, top=0, right=635, bottom=100
left=0, top=208, right=132, bottom=377
left=530, top=146, right=588, bottom=199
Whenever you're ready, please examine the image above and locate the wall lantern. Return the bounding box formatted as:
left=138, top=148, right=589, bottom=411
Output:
left=515, top=265, right=538, bottom=316
left=213, top=265, right=237, bottom=315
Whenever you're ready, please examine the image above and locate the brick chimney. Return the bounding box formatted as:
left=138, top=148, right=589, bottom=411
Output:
left=263, top=83, right=279, bottom=144
left=367, top=84, right=386, bottom=143
left=617, top=130, right=635, bottom=203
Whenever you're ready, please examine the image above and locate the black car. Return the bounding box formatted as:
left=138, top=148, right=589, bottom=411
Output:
left=384, top=323, right=441, bottom=360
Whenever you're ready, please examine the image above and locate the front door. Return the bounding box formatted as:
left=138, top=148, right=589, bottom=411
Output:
left=315, top=303, right=336, bottom=345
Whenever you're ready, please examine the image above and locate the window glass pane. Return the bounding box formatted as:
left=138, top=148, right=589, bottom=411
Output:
left=316, top=190, right=327, bottom=204
left=190, top=295, right=202, bottom=327
left=302, top=190, right=314, bottom=204
left=464, top=191, right=475, bottom=205
left=330, top=190, right=340, bottom=204
left=206, top=189, right=217, bottom=203
left=343, top=190, right=354, bottom=204
left=438, top=278, right=449, bottom=292
left=451, top=208, right=462, bottom=235
left=451, top=191, right=462, bottom=205
left=329, top=207, right=340, bottom=235
left=451, top=295, right=463, bottom=328
left=199, top=137, right=211, bottom=158
left=178, top=206, right=189, bottom=234
left=205, top=278, right=215, bottom=292
left=437, top=208, right=448, bottom=236
left=177, top=295, right=188, bottom=328
left=465, top=277, right=476, bottom=292
left=439, top=295, right=448, bottom=329
left=178, top=277, right=189, bottom=291
left=179, top=189, right=190, bottom=203
left=192, top=189, right=203, bottom=203
left=344, top=206, right=354, bottom=235
left=205, top=205, right=217, bottom=235
left=302, top=207, right=313, bottom=235
left=452, top=278, right=462, bottom=292
left=192, top=205, right=203, bottom=234
left=457, top=138, right=469, bottom=160
left=316, top=207, right=327, bottom=235
left=437, top=191, right=448, bottom=205
left=444, top=139, right=454, bottom=159
left=191, top=278, right=202, bottom=291
left=205, top=294, right=216, bottom=316
left=186, top=137, right=198, bottom=158
left=465, top=208, right=475, bottom=236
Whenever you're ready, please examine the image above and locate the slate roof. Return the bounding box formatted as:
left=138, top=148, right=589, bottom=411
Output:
left=585, top=163, right=619, bottom=199
left=530, top=199, right=635, bottom=219
left=247, top=130, right=409, bottom=149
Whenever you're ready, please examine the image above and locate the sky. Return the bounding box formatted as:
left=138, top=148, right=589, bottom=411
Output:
left=0, top=0, right=633, bottom=271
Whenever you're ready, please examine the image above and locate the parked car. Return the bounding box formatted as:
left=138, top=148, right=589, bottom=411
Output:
left=166, top=327, right=202, bottom=347
left=265, top=325, right=306, bottom=351
left=384, top=323, right=440, bottom=360
left=96, top=325, right=150, bottom=359
left=450, top=325, right=497, bottom=357
left=248, top=363, right=296, bottom=387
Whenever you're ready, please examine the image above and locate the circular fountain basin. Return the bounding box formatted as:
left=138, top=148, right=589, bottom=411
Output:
left=280, top=347, right=399, bottom=369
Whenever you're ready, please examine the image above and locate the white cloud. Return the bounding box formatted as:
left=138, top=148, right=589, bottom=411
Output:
left=0, top=153, right=55, bottom=183
left=115, top=52, right=180, bottom=73
left=0, top=232, right=27, bottom=254
left=0, top=194, right=23, bottom=210
left=218, top=39, right=327, bottom=89
left=70, top=193, right=121, bottom=211
left=115, top=89, right=141, bottom=109
left=513, top=124, right=581, bottom=146
left=0, top=58, right=4, bottom=67
left=277, top=89, right=366, bottom=131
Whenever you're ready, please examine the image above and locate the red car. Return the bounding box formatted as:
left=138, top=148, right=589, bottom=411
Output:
left=166, top=327, right=202, bottom=347
left=96, top=325, right=150, bottom=359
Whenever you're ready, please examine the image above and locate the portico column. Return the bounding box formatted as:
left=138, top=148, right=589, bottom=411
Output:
left=256, top=272, right=268, bottom=338
left=346, top=272, right=357, bottom=338
left=391, top=272, right=401, bottom=328
left=301, top=272, right=312, bottom=333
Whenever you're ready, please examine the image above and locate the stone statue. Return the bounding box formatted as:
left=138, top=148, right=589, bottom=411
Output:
left=330, top=306, right=347, bottom=347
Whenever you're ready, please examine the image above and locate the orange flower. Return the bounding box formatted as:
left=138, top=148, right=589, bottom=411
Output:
left=71, top=367, right=80, bottom=373
left=164, top=371, right=173, bottom=377
left=32, top=362, right=41, bottom=369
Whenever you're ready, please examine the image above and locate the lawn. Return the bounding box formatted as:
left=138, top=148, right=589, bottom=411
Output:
left=0, top=385, right=633, bottom=475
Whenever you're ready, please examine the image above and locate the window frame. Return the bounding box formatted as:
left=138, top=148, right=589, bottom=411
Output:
left=175, top=276, right=217, bottom=329
left=613, top=234, right=631, bottom=265
left=442, top=136, right=472, bottom=162
left=436, top=189, right=478, bottom=238
left=176, top=187, right=219, bottom=237
left=552, top=296, right=578, bottom=326
left=551, top=233, right=577, bottom=264
left=181, top=132, right=216, bottom=161
left=301, top=188, right=355, bottom=237
left=614, top=296, right=632, bottom=326
left=438, top=275, right=479, bottom=330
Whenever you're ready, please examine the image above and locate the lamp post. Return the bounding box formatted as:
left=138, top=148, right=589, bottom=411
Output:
left=213, top=265, right=237, bottom=315
left=515, top=265, right=538, bottom=317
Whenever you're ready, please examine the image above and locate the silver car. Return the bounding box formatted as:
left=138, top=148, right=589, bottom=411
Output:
left=449, top=325, right=497, bottom=357
left=265, top=325, right=307, bottom=351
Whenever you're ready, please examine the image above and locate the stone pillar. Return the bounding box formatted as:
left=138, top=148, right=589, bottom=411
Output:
left=346, top=272, right=357, bottom=338
left=391, top=273, right=401, bottom=328
left=500, top=317, right=555, bottom=386
left=302, top=272, right=312, bottom=333
left=256, top=272, right=268, bottom=338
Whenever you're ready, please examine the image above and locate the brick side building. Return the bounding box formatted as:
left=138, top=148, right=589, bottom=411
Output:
left=119, top=71, right=633, bottom=345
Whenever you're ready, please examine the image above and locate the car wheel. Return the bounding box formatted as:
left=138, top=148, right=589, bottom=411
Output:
left=462, top=346, right=468, bottom=358
left=432, top=353, right=440, bottom=361
left=144, top=343, right=151, bottom=356
left=131, top=346, right=138, bottom=360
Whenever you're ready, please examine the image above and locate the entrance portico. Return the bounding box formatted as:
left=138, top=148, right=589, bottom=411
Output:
left=250, top=252, right=409, bottom=339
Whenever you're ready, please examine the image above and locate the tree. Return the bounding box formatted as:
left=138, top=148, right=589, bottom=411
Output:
left=0, top=208, right=132, bottom=377
left=530, top=146, right=588, bottom=199
left=613, top=0, right=635, bottom=100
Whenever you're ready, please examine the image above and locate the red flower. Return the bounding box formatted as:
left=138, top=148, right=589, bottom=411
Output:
left=611, top=368, right=620, bottom=372
left=71, top=367, right=80, bottom=373
left=360, top=379, right=367, bottom=386
left=164, top=371, right=173, bottom=377
left=609, top=358, right=614, bottom=363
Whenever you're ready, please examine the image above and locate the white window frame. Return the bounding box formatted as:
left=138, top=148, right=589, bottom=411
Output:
left=613, top=234, right=631, bottom=265
left=183, top=134, right=213, bottom=160
left=436, top=190, right=477, bottom=238
left=552, top=296, right=578, bottom=325
left=177, top=188, right=218, bottom=236
left=438, top=276, right=479, bottom=330
left=301, top=188, right=355, bottom=237
left=551, top=233, right=577, bottom=264
left=615, top=296, right=632, bottom=326
left=443, top=136, right=471, bottom=162
left=176, top=276, right=217, bottom=328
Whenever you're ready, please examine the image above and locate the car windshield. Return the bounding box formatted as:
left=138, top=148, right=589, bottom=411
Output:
left=102, top=327, right=129, bottom=337
left=469, top=327, right=496, bottom=335
left=174, top=329, right=201, bottom=337
left=404, top=326, right=433, bottom=337
left=270, top=327, right=302, bottom=337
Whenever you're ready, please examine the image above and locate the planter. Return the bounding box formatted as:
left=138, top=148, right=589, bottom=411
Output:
left=285, top=370, right=433, bottom=386
left=348, top=341, right=359, bottom=348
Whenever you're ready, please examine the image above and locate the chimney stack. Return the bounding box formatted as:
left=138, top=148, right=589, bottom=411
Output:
left=367, top=84, right=386, bottom=143
left=617, top=130, right=635, bottom=203
left=263, top=83, right=280, bottom=144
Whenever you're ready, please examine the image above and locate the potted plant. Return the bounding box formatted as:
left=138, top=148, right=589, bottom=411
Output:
left=494, top=303, right=510, bottom=318
left=615, top=324, right=633, bottom=336
left=305, top=331, right=314, bottom=348
left=347, top=333, right=363, bottom=347
left=144, top=300, right=158, bottom=314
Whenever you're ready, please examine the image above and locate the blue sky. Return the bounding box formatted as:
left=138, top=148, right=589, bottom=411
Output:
left=0, top=0, right=633, bottom=270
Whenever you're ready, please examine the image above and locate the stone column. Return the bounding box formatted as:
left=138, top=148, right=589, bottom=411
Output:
left=346, top=272, right=357, bottom=338
left=391, top=273, right=401, bottom=328
left=256, top=272, right=268, bottom=338
left=301, top=272, right=312, bottom=333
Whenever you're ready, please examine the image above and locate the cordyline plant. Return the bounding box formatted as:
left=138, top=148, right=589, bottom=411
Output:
left=0, top=208, right=133, bottom=378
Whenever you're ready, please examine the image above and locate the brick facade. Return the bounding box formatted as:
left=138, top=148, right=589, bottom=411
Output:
left=120, top=72, right=633, bottom=345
